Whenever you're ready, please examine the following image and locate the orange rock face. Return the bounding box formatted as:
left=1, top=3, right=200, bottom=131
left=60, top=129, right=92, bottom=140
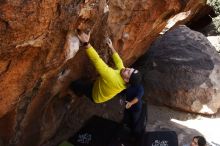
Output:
left=0, top=0, right=209, bottom=145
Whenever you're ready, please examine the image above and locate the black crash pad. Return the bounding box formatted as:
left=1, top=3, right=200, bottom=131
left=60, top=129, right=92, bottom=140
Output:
left=107, top=127, right=136, bottom=146
left=69, top=116, right=120, bottom=146
left=140, top=131, right=178, bottom=146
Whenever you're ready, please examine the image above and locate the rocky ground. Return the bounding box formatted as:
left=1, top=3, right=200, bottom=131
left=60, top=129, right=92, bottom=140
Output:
left=146, top=103, right=220, bottom=146
left=43, top=94, right=220, bottom=146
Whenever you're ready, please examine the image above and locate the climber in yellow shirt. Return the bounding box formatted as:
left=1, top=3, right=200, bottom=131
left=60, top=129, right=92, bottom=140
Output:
left=70, top=30, right=142, bottom=103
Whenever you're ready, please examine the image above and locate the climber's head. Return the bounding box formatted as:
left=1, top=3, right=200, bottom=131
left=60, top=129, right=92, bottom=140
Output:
left=120, top=68, right=142, bottom=85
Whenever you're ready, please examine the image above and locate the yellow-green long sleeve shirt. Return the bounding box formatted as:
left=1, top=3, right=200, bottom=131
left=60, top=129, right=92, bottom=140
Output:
left=86, top=46, right=126, bottom=103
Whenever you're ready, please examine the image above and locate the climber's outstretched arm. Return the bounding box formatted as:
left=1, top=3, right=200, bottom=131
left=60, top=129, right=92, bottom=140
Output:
left=106, top=38, right=124, bottom=70
left=77, top=30, right=110, bottom=77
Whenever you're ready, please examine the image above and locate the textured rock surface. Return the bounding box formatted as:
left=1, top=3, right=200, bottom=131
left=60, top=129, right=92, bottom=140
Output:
left=136, top=25, right=220, bottom=115
left=0, top=0, right=211, bottom=146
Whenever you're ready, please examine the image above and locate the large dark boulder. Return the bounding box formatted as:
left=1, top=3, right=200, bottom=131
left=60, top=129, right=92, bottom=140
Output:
left=137, top=25, right=220, bottom=115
